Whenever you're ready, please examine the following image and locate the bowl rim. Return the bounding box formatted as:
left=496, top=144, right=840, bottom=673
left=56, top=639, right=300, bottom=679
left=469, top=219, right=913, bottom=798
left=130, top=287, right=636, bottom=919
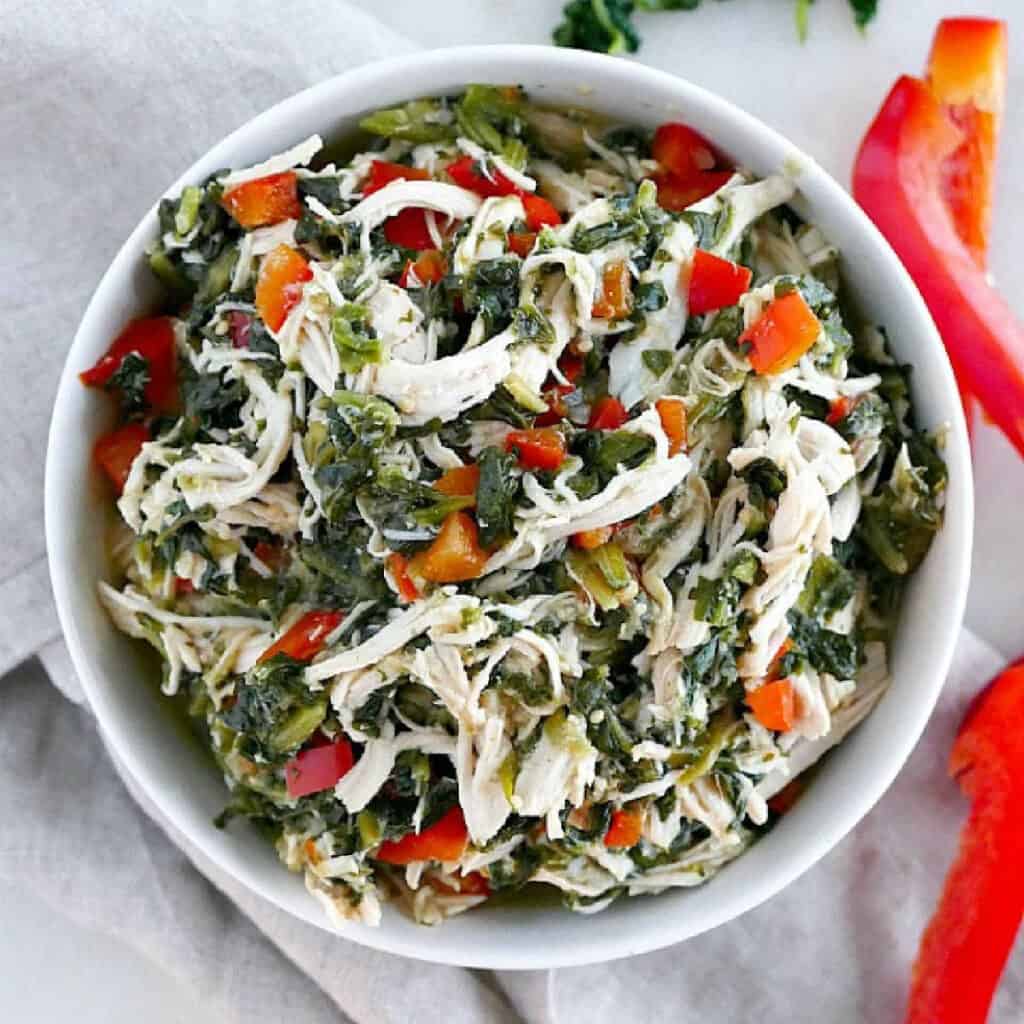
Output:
left=45, top=43, right=973, bottom=969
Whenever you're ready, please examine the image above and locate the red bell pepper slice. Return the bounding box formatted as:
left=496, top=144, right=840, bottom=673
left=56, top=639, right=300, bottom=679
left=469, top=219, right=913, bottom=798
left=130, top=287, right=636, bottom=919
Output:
left=687, top=249, right=752, bottom=315
left=604, top=807, right=644, bottom=849
left=571, top=526, right=614, bottom=551
left=383, top=207, right=437, bottom=251
left=588, top=396, right=629, bottom=431
left=284, top=737, right=355, bottom=799
left=924, top=18, right=1007, bottom=436
left=375, top=806, right=469, bottom=865
left=446, top=155, right=521, bottom=198
left=80, top=317, right=178, bottom=412
left=258, top=609, right=343, bottom=664
left=853, top=73, right=1024, bottom=459
left=504, top=428, right=567, bottom=472
left=363, top=160, right=430, bottom=196
left=93, top=422, right=149, bottom=493
left=433, top=463, right=480, bottom=500
left=221, top=171, right=302, bottom=229
left=906, top=658, right=1024, bottom=1023
left=741, top=290, right=821, bottom=376
left=521, top=193, right=561, bottom=231
left=255, top=244, right=313, bottom=332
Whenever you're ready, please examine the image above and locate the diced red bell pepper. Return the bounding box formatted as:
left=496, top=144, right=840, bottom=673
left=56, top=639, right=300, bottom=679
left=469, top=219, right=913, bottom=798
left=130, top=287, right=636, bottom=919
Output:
left=687, top=249, right=752, bottom=315
left=906, top=658, right=1024, bottom=1024
left=508, top=231, right=537, bottom=258
left=433, top=463, right=480, bottom=500
left=853, top=73, right=1024, bottom=459
left=446, top=155, right=521, bottom=198
left=255, top=244, right=313, bottom=332
left=408, top=511, right=489, bottom=583
left=650, top=169, right=733, bottom=213
left=284, top=738, right=355, bottom=799
left=383, top=207, right=437, bottom=251
left=534, top=382, right=575, bottom=427
left=375, top=805, right=469, bottom=865
left=221, top=171, right=302, bottom=228
left=655, top=397, right=687, bottom=455
left=387, top=552, right=421, bottom=603
left=258, top=609, right=343, bottom=664
left=652, top=123, right=718, bottom=177
left=522, top=193, right=562, bottom=231
left=604, top=807, right=644, bottom=849
left=80, top=317, right=178, bottom=412
left=93, top=422, right=149, bottom=493
left=174, top=576, right=195, bottom=596
left=363, top=160, right=430, bottom=196
left=592, top=260, right=633, bottom=320
left=399, top=249, right=446, bottom=288
left=747, top=678, right=796, bottom=732
left=588, top=396, right=628, bottom=431
left=741, top=290, right=821, bottom=375
left=505, top=428, right=567, bottom=472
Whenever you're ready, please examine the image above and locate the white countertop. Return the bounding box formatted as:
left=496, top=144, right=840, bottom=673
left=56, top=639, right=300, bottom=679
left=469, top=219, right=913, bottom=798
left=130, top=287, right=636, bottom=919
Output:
left=7, top=0, right=1022, bottom=1018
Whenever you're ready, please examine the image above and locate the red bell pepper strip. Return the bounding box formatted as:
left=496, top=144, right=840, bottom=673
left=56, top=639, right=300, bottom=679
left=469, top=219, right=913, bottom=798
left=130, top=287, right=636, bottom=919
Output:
left=93, top=422, right=149, bottom=493
left=221, top=172, right=302, bottom=229
left=255, top=244, right=313, bottom=331
left=604, top=807, right=644, bottom=849
left=741, top=290, right=821, bottom=375
left=362, top=160, right=430, bottom=195
left=588, top=396, right=629, bottom=431
left=80, top=317, right=178, bottom=412
left=853, top=73, right=1024, bottom=459
left=505, top=428, right=567, bottom=472
left=905, top=658, right=1024, bottom=1024
left=258, top=610, right=343, bottom=664
left=375, top=806, right=469, bottom=865
left=925, top=18, right=1007, bottom=436
left=446, top=155, right=521, bottom=198
left=687, top=249, right=752, bottom=315
left=284, top=738, right=355, bottom=799
left=382, top=207, right=437, bottom=251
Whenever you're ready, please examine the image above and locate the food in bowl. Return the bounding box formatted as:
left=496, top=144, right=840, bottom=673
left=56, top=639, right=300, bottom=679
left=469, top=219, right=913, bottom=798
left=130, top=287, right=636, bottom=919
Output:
left=82, top=85, right=945, bottom=928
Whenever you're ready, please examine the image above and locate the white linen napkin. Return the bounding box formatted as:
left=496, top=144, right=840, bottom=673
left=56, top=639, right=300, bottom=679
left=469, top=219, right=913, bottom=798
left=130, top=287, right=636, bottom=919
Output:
left=3, top=2, right=1022, bottom=1021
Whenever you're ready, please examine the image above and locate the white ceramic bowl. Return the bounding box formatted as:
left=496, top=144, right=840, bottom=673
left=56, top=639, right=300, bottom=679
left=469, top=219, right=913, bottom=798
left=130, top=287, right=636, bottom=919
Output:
left=46, top=45, right=973, bottom=969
